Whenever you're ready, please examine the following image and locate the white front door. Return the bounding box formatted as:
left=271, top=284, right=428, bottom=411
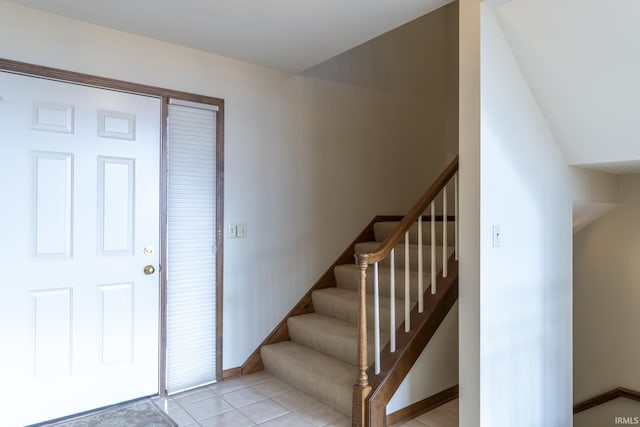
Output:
left=0, top=71, right=161, bottom=426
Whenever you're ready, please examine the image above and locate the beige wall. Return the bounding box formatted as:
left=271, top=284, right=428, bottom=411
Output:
left=574, top=174, right=640, bottom=423
left=458, top=0, right=481, bottom=424
left=0, top=0, right=458, bottom=373
left=388, top=303, right=459, bottom=414
left=385, top=3, right=460, bottom=412
left=570, top=167, right=619, bottom=204
left=574, top=398, right=640, bottom=427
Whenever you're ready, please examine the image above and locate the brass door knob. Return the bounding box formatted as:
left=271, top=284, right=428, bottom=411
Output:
left=144, top=265, right=156, bottom=275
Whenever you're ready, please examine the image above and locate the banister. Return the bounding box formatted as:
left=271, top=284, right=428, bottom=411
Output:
left=352, top=156, right=459, bottom=427
left=355, top=156, right=459, bottom=265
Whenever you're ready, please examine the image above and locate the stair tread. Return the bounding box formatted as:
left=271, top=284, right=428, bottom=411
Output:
left=312, top=287, right=410, bottom=334
left=288, top=313, right=360, bottom=351
left=288, top=312, right=389, bottom=365
left=355, top=241, right=449, bottom=252
left=313, top=286, right=400, bottom=306
left=261, top=340, right=355, bottom=416
left=335, top=262, right=435, bottom=278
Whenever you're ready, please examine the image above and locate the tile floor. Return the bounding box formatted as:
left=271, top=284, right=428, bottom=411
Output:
left=392, top=398, right=459, bottom=427
left=152, top=371, right=459, bottom=427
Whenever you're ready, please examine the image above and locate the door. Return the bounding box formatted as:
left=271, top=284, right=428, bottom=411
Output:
left=0, top=71, right=161, bottom=426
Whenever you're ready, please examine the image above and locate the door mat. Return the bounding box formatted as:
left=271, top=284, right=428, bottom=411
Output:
left=41, top=400, right=177, bottom=427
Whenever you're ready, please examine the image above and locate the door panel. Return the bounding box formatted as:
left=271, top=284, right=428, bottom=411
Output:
left=0, top=71, right=161, bottom=426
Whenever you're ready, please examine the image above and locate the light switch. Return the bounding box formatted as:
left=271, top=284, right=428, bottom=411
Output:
left=492, top=225, right=501, bottom=247
left=228, top=223, right=247, bottom=239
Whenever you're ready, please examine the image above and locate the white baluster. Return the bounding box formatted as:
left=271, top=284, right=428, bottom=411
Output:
left=405, top=232, right=410, bottom=332
left=455, top=173, right=459, bottom=261
left=390, top=248, right=396, bottom=353
left=443, top=186, right=448, bottom=278
left=374, top=262, right=380, bottom=374
left=418, top=216, right=423, bottom=313
left=431, top=201, right=436, bottom=294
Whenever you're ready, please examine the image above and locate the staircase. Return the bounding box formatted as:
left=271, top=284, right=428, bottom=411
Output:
left=245, top=157, right=459, bottom=425
left=260, top=221, right=455, bottom=416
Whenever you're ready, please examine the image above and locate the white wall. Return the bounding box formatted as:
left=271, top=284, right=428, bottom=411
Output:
left=574, top=174, right=640, bottom=423
left=491, top=0, right=640, bottom=169
left=0, top=1, right=458, bottom=370
left=477, top=5, right=573, bottom=426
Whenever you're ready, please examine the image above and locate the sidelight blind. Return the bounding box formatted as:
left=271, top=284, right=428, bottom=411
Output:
left=166, top=100, right=217, bottom=393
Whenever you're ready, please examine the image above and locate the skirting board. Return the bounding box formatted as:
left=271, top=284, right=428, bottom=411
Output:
left=386, top=385, right=459, bottom=425
left=222, top=367, right=242, bottom=380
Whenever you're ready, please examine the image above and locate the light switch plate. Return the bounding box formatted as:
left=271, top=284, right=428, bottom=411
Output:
left=492, top=225, right=501, bottom=247
left=228, top=223, right=247, bottom=239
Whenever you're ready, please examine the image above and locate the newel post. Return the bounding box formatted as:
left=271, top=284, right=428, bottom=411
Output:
left=353, top=256, right=371, bottom=427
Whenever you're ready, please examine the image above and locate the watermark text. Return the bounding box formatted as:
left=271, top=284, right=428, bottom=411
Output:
left=615, top=416, right=640, bottom=425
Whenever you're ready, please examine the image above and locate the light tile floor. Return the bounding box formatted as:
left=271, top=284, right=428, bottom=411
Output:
left=153, top=372, right=459, bottom=427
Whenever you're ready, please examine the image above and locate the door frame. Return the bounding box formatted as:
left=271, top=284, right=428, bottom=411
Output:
left=0, top=58, right=225, bottom=395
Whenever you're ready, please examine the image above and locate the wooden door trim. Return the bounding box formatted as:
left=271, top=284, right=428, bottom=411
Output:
left=0, top=57, right=226, bottom=391
left=159, top=99, right=170, bottom=395
left=0, top=58, right=224, bottom=105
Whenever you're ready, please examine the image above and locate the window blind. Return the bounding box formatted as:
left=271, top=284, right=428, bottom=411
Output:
left=166, top=102, right=217, bottom=393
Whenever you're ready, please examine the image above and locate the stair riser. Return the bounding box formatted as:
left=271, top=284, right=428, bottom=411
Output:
left=312, top=289, right=412, bottom=335
left=374, top=221, right=456, bottom=246
left=288, top=316, right=388, bottom=366
left=288, top=318, right=359, bottom=366
left=261, top=343, right=354, bottom=416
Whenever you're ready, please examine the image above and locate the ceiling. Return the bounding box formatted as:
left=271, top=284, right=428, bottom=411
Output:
left=492, top=0, right=640, bottom=174
left=4, top=0, right=452, bottom=73
left=7, top=0, right=638, bottom=173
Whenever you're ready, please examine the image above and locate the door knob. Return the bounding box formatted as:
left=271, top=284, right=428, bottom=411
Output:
left=144, top=265, right=156, bottom=275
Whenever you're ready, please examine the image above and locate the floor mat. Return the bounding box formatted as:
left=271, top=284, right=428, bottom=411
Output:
left=41, top=400, right=177, bottom=427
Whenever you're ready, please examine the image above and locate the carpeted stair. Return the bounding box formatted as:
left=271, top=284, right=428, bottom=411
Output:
left=260, top=220, right=455, bottom=416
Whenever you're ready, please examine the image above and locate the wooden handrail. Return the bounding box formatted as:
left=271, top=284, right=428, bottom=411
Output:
left=352, top=156, right=459, bottom=427
left=574, top=387, right=640, bottom=414
left=355, top=156, right=458, bottom=265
